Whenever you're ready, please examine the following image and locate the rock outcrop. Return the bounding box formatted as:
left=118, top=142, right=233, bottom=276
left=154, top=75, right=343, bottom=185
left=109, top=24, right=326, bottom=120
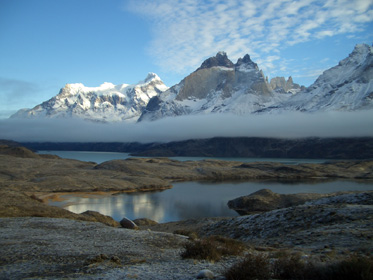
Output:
left=269, top=76, right=304, bottom=94
left=227, top=189, right=331, bottom=215
left=202, top=191, right=373, bottom=251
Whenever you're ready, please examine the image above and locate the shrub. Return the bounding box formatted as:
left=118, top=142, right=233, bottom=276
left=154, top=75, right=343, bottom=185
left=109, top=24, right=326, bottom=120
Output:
left=224, top=252, right=373, bottom=280
left=181, top=238, right=221, bottom=261
left=180, top=235, right=246, bottom=262
left=173, top=229, right=198, bottom=240
left=320, top=255, right=373, bottom=280
left=272, top=252, right=314, bottom=280
left=224, top=253, right=271, bottom=280
left=206, top=235, right=246, bottom=256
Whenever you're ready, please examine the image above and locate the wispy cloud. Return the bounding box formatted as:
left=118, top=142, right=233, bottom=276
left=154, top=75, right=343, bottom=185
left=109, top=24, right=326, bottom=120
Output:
left=2, top=111, right=373, bottom=142
left=126, top=0, right=373, bottom=80
left=0, top=77, right=40, bottom=105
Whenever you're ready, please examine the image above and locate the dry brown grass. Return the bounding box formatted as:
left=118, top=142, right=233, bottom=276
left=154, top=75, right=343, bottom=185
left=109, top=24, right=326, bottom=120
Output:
left=223, top=251, right=373, bottom=280
left=224, top=253, right=271, bottom=280
left=180, top=235, right=246, bottom=262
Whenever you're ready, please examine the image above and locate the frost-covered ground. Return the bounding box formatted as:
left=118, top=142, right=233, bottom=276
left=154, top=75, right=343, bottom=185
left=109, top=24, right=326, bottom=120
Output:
left=203, top=191, right=373, bottom=254
left=1, top=191, right=372, bottom=279
left=0, top=217, right=233, bottom=279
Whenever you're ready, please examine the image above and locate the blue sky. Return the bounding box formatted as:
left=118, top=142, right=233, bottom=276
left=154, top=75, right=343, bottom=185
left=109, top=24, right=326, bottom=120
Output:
left=0, top=0, right=372, bottom=119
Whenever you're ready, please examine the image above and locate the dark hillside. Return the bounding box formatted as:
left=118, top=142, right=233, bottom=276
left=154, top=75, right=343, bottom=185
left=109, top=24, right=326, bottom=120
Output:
left=20, top=137, right=373, bottom=159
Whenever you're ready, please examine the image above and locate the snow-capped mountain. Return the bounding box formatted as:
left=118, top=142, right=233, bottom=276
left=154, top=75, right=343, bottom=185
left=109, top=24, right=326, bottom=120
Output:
left=260, top=44, right=373, bottom=113
left=10, top=44, right=372, bottom=124
left=139, top=52, right=291, bottom=121
left=11, top=73, right=168, bottom=122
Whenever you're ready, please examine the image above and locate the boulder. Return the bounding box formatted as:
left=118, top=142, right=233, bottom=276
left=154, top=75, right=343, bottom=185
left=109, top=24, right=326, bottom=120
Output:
left=228, top=189, right=328, bottom=215
left=196, top=269, right=215, bottom=279
left=80, top=211, right=120, bottom=227
left=120, top=217, right=138, bottom=229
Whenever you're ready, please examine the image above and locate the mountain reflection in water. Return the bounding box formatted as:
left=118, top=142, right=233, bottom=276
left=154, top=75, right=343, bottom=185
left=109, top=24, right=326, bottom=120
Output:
left=51, top=180, right=373, bottom=223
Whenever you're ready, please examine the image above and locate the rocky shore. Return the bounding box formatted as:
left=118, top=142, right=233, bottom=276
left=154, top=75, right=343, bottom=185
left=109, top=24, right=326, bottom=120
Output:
left=0, top=145, right=372, bottom=279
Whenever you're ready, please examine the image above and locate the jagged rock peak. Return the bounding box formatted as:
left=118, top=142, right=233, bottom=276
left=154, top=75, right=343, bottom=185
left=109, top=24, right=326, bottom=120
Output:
left=270, top=76, right=302, bottom=94
left=57, top=83, right=86, bottom=98
left=236, top=54, right=258, bottom=70
left=197, top=51, right=234, bottom=70
left=353, top=43, right=372, bottom=54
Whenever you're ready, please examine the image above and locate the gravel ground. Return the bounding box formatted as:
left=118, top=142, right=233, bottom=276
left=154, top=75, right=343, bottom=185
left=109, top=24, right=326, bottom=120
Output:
left=0, top=217, right=237, bottom=279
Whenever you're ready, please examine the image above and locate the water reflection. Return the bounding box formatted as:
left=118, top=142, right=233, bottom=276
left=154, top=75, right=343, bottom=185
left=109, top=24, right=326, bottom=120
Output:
left=51, top=180, right=373, bottom=223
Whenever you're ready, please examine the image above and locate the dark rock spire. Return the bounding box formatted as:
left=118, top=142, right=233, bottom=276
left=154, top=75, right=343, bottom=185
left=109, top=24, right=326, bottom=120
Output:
left=197, top=51, right=234, bottom=71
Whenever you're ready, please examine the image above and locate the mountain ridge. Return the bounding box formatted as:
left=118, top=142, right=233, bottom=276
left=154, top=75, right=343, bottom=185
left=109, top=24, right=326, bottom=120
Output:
left=139, top=51, right=288, bottom=121
left=11, top=73, right=168, bottom=122
left=258, top=44, right=373, bottom=113
left=10, top=43, right=373, bottom=123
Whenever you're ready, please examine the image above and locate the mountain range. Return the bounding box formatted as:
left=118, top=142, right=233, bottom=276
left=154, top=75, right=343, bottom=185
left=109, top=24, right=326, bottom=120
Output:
left=11, top=44, right=373, bottom=122
left=11, top=73, right=168, bottom=122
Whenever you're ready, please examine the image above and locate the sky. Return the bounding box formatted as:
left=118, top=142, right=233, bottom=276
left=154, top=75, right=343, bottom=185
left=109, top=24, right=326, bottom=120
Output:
left=0, top=0, right=372, bottom=120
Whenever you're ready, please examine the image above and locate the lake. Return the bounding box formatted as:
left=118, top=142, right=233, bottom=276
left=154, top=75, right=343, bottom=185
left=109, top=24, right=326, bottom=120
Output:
left=38, top=150, right=328, bottom=164
left=50, top=180, right=373, bottom=223
left=42, top=151, right=373, bottom=223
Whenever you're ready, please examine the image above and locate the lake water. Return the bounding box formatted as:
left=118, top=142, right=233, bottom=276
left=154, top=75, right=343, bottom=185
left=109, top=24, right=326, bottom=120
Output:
left=38, top=150, right=328, bottom=164
left=50, top=180, right=373, bottom=223
left=38, top=150, right=132, bottom=164
left=43, top=151, right=373, bottom=223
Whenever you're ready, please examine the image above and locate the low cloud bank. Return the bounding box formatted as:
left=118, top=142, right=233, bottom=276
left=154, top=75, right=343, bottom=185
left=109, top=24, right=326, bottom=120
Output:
left=1, top=110, right=373, bottom=143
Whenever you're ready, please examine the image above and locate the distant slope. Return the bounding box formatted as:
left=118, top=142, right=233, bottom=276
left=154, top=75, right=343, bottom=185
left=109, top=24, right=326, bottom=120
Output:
left=21, top=137, right=373, bottom=159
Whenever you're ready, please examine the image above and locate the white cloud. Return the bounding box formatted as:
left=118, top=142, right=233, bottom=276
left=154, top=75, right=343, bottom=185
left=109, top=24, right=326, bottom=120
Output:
left=126, top=0, right=373, bottom=79
left=316, top=30, right=335, bottom=39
